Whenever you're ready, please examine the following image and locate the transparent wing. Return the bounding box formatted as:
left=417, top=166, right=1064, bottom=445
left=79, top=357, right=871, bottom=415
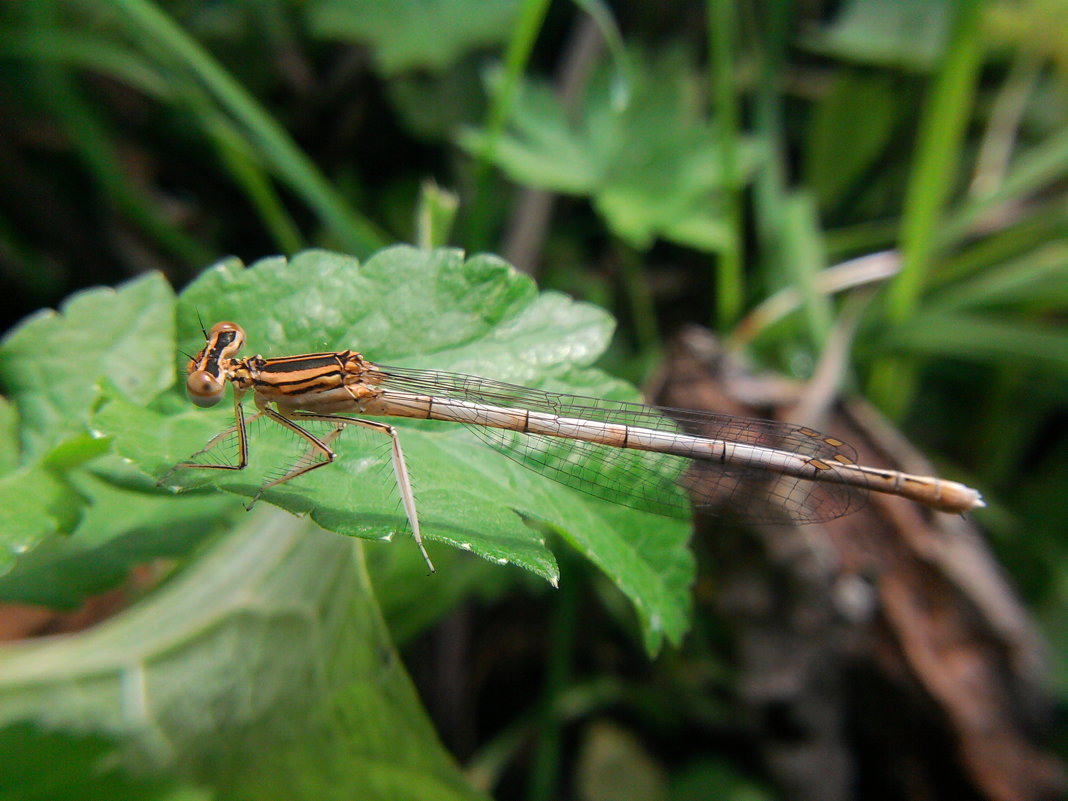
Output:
left=375, top=365, right=867, bottom=524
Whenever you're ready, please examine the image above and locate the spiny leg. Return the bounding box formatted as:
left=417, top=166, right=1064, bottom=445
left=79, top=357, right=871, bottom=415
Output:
left=262, top=420, right=349, bottom=491
left=288, top=411, right=434, bottom=574
left=247, top=407, right=339, bottom=506
left=161, top=396, right=261, bottom=484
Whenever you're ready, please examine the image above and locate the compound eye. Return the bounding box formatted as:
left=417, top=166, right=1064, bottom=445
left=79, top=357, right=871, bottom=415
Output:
left=186, top=370, right=224, bottom=408
left=209, top=320, right=244, bottom=338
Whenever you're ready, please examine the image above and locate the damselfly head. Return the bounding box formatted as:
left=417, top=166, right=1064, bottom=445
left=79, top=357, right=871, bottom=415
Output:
left=185, top=321, right=246, bottom=407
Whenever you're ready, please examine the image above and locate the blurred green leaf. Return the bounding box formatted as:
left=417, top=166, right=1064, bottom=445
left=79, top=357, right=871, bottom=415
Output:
left=306, top=0, right=522, bottom=74
left=0, top=723, right=208, bottom=801
left=91, top=247, right=692, bottom=652
left=0, top=271, right=175, bottom=462
left=0, top=511, right=488, bottom=801
left=575, top=720, right=668, bottom=801
left=0, top=397, right=18, bottom=474
left=669, top=757, right=773, bottom=801
left=0, top=462, right=235, bottom=608
left=465, top=70, right=599, bottom=194
left=802, top=0, right=950, bottom=71
left=805, top=72, right=903, bottom=210
left=462, top=49, right=754, bottom=252
left=386, top=65, right=487, bottom=141
left=986, top=0, right=1068, bottom=76
left=106, top=0, right=387, bottom=257
left=0, top=465, right=80, bottom=579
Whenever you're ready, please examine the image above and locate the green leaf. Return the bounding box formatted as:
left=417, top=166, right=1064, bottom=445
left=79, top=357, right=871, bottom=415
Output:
left=306, top=0, right=522, bottom=74
left=0, top=397, right=18, bottom=474
left=0, top=724, right=206, bottom=801
left=802, top=0, right=951, bottom=71
left=0, top=511, right=488, bottom=801
left=465, top=73, right=599, bottom=194
left=0, top=465, right=81, bottom=579
left=804, top=72, right=902, bottom=210
left=0, top=463, right=236, bottom=608
left=462, top=49, right=755, bottom=252
left=0, top=271, right=175, bottom=462
left=94, top=247, right=693, bottom=651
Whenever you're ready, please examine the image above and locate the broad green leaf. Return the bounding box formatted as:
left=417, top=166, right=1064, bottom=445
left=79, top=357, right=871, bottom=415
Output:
left=0, top=465, right=80, bottom=578
left=0, top=271, right=174, bottom=461
left=0, top=397, right=18, bottom=474
left=467, top=73, right=599, bottom=193
left=94, top=247, right=693, bottom=652
left=0, top=510, right=488, bottom=801
left=0, top=271, right=224, bottom=604
left=801, top=0, right=950, bottom=71
left=462, top=49, right=756, bottom=253
left=306, top=0, right=522, bottom=74
left=0, top=724, right=207, bottom=801
left=0, top=463, right=236, bottom=608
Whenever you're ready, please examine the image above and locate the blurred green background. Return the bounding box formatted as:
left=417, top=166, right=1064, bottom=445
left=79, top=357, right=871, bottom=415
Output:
left=0, top=1, right=1066, bottom=799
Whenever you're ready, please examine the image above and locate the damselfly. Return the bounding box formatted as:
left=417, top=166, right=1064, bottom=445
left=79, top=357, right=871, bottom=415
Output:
left=170, top=322, right=985, bottom=572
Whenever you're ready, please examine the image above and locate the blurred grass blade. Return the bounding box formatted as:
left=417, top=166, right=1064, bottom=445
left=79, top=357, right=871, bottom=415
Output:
left=886, top=0, right=983, bottom=323
left=707, top=0, right=744, bottom=331
left=23, top=1, right=212, bottom=267
left=890, top=312, right=1068, bottom=372
left=925, top=243, right=1068, bottom=313
left=109, top=0, right=386, bottom=256
left=464, top=0, right=552, bottom=250
left=781, top=192, right=834, bottom=351
left=943, top=126, right=1068, bottom=245
left=0, top=29, right=172, bottom=97
left=204, top=113, right=305, bottom=254
left=571, top=0, right=630, bottom=109
left=873, top=0, right=984, bottom=415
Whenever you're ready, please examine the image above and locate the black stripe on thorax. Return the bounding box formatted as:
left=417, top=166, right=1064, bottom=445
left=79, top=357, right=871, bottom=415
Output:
left=256, top=372, right=343, bottom=390
left=258, top=353, right=342, bottom=372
